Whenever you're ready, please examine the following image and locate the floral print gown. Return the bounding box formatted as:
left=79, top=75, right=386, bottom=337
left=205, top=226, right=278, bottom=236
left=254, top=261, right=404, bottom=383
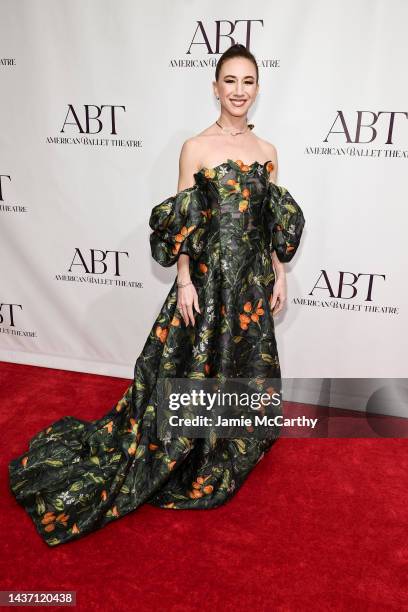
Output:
left=8, top=158, right=305, bottom=547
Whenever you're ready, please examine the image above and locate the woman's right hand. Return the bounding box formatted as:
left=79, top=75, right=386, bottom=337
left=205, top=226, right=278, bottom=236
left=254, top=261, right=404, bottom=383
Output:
left=177, top=279, right=201, bottom=326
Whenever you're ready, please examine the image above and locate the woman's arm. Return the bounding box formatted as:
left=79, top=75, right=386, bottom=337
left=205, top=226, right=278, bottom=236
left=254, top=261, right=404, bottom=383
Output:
left=267, top=144, right=287, bottom=316
left=268, top=144, right=286, bottom=279
left=176, top=139, right=202, bottom=326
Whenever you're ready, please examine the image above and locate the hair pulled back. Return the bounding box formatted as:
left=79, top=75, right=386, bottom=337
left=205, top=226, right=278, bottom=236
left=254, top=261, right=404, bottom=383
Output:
left=215, top=43, right=259, bottom=84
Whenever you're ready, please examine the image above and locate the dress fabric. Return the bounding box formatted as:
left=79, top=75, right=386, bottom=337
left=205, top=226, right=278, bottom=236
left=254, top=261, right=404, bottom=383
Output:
left=8, top=158, right=305, bottom=546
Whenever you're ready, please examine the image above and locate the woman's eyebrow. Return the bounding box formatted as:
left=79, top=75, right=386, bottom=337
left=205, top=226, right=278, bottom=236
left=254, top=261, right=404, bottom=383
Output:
left=223, top=74, right=255, bottom=79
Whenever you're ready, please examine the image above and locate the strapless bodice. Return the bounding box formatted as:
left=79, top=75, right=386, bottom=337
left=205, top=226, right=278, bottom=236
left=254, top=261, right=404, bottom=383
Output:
left=149, top=158, right=305, bottom=268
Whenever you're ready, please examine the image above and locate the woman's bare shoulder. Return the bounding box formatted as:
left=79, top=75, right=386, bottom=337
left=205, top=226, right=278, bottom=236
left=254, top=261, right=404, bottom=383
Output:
left=179, top=136, right=202, bottom=172
left=179, top=130, right=216, bottom=172
left=177, top=134, right=212, bottom=190
left=253, top=135, right=279, bottom=184
left=254, top=134, right=278, bottom=159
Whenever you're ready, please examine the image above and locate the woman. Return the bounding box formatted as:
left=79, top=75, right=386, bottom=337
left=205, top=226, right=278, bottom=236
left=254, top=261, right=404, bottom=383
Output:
left=8, top=44, right=305, bottom=547
left=175, top=46, right=287, bottom=328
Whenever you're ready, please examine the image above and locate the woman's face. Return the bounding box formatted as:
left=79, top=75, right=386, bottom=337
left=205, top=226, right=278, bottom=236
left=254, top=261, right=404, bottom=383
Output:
left=214, top=57, right=259, bottom=117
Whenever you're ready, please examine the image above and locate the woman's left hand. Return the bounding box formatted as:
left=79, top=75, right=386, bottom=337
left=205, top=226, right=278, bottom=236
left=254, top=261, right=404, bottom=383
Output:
left=269, top=271, right=287, bottom=316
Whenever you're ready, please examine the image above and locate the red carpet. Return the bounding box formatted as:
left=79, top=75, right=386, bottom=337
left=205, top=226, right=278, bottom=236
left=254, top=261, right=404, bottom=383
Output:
left=1, top=362, right=406, bottom=611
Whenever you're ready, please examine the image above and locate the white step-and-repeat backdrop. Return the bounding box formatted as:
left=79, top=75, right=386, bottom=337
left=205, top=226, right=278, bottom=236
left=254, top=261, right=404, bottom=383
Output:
left=1, top=1, right=406, bottom=414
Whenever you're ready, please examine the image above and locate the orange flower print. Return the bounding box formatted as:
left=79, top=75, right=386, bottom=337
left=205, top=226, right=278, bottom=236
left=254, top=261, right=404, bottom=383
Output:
left=41, top=512, right=56, bottom=526
left=128, top=417, right=137, bottom=433
left=235, top=160, right=250, bottom=172
left=171, top=241, right=181, bottom=255
left=126, top=424, right=141, bottom=450
left=21, top=456, right=28, bottom=468
left=204, top=168, right=216, bottom=179
left=188, top=488, right=203, bottom=498
left=176, top=225, right=196, bottom=244
left=168, top=460, right=177, bottom=470
left=256, top=299, right=265, bottom=315
left=41, top=511, right=70, bottom=533
left=266, top=161, right=275, bottom=174
left=155, top=325, right=168, bottom=343
left=239, top=299, right=264, bottom=330
left=104, top=420, right=113, bottom=434
left=242, top=187, right=250, bottom=199
left=239, top=200, right=248, bottom=213
left=115, top=398, right=127, bottom=412
left=55, top=513, right=69, bottom=527
left=171, top=316, right=180, bottom=326
left=188, top=475, right=213, bottom=499
left=239, top=313, right=251, bottom=330
left=199, top=262, right=208, bottom=274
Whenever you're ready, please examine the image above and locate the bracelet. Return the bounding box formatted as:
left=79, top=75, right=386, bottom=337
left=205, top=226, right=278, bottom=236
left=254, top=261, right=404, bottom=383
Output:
left=177, top=280, right=193, bottom=288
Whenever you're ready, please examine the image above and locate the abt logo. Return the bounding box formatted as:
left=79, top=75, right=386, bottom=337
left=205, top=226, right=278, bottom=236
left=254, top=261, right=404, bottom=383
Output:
left=0, top=303, right=22, bottom=327
left=310, top=271, right=386, bottom=301
left=187, top=20, right=264, bottom=53
left=61, top=105, right=126, bottom=135
left=324, top=111, right=408, bottom=144
left=69, top=248, right=129, bottom=276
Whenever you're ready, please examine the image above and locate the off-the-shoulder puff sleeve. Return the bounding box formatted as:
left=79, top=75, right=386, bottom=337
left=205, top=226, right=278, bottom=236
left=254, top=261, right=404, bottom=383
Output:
left=263, top=182, right=306, bottom=263
left=149, top=185, right=210, bottom=268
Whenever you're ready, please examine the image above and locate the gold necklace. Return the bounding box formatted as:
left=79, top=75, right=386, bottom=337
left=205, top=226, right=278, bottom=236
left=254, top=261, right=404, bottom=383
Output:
left=216, top=120, right=254, bottom=136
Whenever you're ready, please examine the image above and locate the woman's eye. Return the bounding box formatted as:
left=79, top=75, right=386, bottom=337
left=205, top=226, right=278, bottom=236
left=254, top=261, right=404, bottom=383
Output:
left=225, top=80, right=253, bottom=84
